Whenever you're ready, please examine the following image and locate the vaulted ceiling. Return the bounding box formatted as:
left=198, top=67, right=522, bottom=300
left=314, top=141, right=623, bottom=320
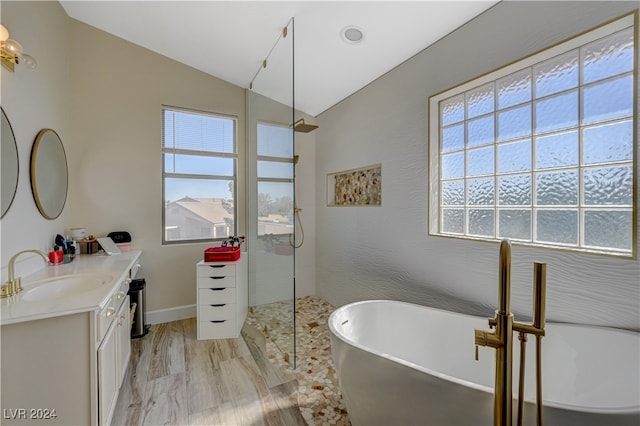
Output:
left=61, top=1, right=498, bottom=116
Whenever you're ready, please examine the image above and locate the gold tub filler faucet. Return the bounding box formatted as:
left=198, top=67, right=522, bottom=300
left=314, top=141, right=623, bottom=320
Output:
left=475, top=239, right=546, bottom=426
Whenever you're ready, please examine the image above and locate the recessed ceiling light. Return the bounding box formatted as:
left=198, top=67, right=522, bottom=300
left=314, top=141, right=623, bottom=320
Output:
left=341, top=26, right=364, bottom=44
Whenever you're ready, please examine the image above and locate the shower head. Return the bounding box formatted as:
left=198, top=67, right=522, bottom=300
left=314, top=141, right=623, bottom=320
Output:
left=292, top=118, right=319, bottom=133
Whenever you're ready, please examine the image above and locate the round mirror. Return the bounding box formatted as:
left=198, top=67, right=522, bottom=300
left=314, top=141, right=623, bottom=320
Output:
left=1, top=107, right=19, bottom=218
left=30, top=129, right=68, bottom=219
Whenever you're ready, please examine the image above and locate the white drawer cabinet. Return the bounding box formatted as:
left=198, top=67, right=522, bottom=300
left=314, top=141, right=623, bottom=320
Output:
left=196, top=253, right=247, bottom=340
left=97, top=277, right=131, bottom=426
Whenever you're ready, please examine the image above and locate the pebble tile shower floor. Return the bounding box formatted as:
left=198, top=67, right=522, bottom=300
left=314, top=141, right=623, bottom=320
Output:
left=112, top=296, right=349, bottom=425
left=248, top=296, right=351, bottom=426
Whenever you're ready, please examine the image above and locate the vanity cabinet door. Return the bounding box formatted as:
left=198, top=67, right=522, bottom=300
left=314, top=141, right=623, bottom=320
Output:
left=116, top=295, right=131, bottom=385
left=98, top=322, right=118, bottom=426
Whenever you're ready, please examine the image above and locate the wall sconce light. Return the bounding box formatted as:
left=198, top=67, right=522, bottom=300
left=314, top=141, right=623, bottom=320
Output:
left=1, top=24, right=37, bottom=72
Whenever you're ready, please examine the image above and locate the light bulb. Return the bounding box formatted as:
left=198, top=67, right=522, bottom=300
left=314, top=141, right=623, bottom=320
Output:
left=20, top=53, right=37, bottom=69
left=3, top=38, right=23, bottom=55
left=0, top=25, right=9, bottom=42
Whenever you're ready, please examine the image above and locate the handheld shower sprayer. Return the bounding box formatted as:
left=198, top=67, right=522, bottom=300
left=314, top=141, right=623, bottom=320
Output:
left=290, top=153, right=304, bottom=248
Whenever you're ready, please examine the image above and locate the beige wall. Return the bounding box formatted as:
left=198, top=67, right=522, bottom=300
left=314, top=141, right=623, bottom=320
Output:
left=1, top=1, right=71, bottom=280
left=0, top=1, right=318, bottom=318
left=0, top=2, right=248, bottom=313
left=67, top=19, right=246, bottom=312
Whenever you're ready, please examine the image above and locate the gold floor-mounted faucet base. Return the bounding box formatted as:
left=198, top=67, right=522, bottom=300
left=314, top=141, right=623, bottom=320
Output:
left=474, top=240, right=546, bottom=426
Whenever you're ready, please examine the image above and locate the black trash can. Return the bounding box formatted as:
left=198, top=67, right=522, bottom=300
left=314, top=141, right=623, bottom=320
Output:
left=129, top=278, right=150, bottom=338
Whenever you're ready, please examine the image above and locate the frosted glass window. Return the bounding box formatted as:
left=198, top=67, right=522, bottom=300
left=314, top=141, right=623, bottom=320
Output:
left=469, top=209, right=495, bottom=237
left=584, top=210, right=632, bottom=251
left=498, top=140, right=531, bottom=173
left=442, top=180, right=464, bottom=206
left=582, top=75, right=633, bottom=125
left=536, top=171, right=578, bottom=206
left=536, top=210, right=578, bottom=245
left=442, top=152, right=465, bottom=179
left=498, top=105, right=531, bottom=142
left=499, top=174, right=531, bottom=206
left=582, top=28, right=634, bottom=84
left=583, top=120, right=633, bottom=165
left=497, top=69, right=531, bottom=109
left=162, top=107, right=237, bottom=244
left=535, top=131, right=578, bottom=169
left=442, top=209, right=464, bottom=233
left=441, top=95, right=465, bottom=126
left=467, top=83, right=495, bottom=118
left=468, top=178, right=494, bottom=205
left=499, top=209, right=532, bottom=241
left=442, top=124, right=465, bottom=152
left=534, top=50, right=579, bottom=98
left=535, top=91, right=578, bottom=134
left=583, top=166, right=632, bottom=205
left=467, top=146, right=494, bottom=177
left=429, top=14, right=635, bottom=256
left=467, top=115, right=495, bottom=147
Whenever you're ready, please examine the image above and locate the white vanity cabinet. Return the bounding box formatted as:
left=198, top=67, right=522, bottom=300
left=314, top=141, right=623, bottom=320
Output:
left=97, top=278, right=131, bottom=426
left=97, top=316, right=118, bottom=426
left=196, top=253, right=247, bottom=339
left=0, top=250, right=141, bottom=426
left=116, top=294, right=132, bottom=384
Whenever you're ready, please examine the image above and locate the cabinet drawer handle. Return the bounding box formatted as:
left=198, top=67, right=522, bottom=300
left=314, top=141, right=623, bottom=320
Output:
left=105, top=307, right=116, bottom=317
left=208, top=265, right=226, bottom=269
left=209, top=287, right=226, bottom=291
left=209, top=320, right=226, bottom=323
left=208, top=276, right=226, bottom=280
left=210, top=304, right=226, bottom=307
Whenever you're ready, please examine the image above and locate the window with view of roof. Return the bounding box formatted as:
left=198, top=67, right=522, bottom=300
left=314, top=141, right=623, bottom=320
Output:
left=429, top=14, right=636, bottom=257
left=256, top=122, right=294, bottom=237
left=162, top=106, right=237, bottom=244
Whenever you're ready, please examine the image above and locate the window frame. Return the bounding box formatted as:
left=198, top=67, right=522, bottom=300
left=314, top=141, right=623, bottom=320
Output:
left=256, top=120, right=295, bottom=237
left=428, top=12, right=638, bottom=258
left=161, top=105, right=238, bottom=245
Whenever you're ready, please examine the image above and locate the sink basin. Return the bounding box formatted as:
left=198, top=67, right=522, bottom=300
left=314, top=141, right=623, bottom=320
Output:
left=21, top=273, right=113, bottom=302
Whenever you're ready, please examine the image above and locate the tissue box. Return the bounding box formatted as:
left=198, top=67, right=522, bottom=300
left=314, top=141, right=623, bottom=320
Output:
left=204, top=246, right=240, bottom=262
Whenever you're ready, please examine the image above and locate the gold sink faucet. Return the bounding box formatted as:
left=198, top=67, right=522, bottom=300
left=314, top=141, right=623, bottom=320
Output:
left=1, top=249, right=49, bottom=298
left=475, top=239, right=546, bottom=426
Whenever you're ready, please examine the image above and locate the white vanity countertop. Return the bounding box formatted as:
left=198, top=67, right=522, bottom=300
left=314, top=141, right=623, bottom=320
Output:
left=0, top=250, right=142, bottom=325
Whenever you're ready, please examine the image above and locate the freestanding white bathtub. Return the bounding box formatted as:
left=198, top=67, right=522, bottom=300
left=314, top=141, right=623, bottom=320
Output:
left=328, top=300, right=640, bottom=426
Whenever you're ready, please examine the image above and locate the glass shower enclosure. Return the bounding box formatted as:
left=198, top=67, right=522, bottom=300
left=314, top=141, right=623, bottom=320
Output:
left=247, top=19, right=297, bottom=367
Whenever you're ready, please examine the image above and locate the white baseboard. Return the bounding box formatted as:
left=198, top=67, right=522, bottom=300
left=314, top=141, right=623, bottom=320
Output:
left=146, top=304, right=196, bottom=325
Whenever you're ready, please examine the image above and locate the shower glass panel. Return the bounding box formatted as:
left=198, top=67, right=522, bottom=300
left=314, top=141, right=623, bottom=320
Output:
left=247, top=18, right=296, bottom=367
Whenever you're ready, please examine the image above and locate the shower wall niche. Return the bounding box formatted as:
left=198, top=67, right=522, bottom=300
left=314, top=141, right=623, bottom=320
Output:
left=247, top=18, right=297, bottom=367
left=327, top=163, right=382, bottom=206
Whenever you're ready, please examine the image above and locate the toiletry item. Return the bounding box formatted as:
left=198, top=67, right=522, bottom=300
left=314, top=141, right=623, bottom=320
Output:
left=70, top=228, right=87, bottom=241
left=55, top=234, right=68, bottom=254
left=49, top=249, right=63, bottom=264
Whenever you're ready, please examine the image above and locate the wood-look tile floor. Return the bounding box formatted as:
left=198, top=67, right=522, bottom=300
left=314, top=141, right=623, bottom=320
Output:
left=111, top=317, right=307, bottom=426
